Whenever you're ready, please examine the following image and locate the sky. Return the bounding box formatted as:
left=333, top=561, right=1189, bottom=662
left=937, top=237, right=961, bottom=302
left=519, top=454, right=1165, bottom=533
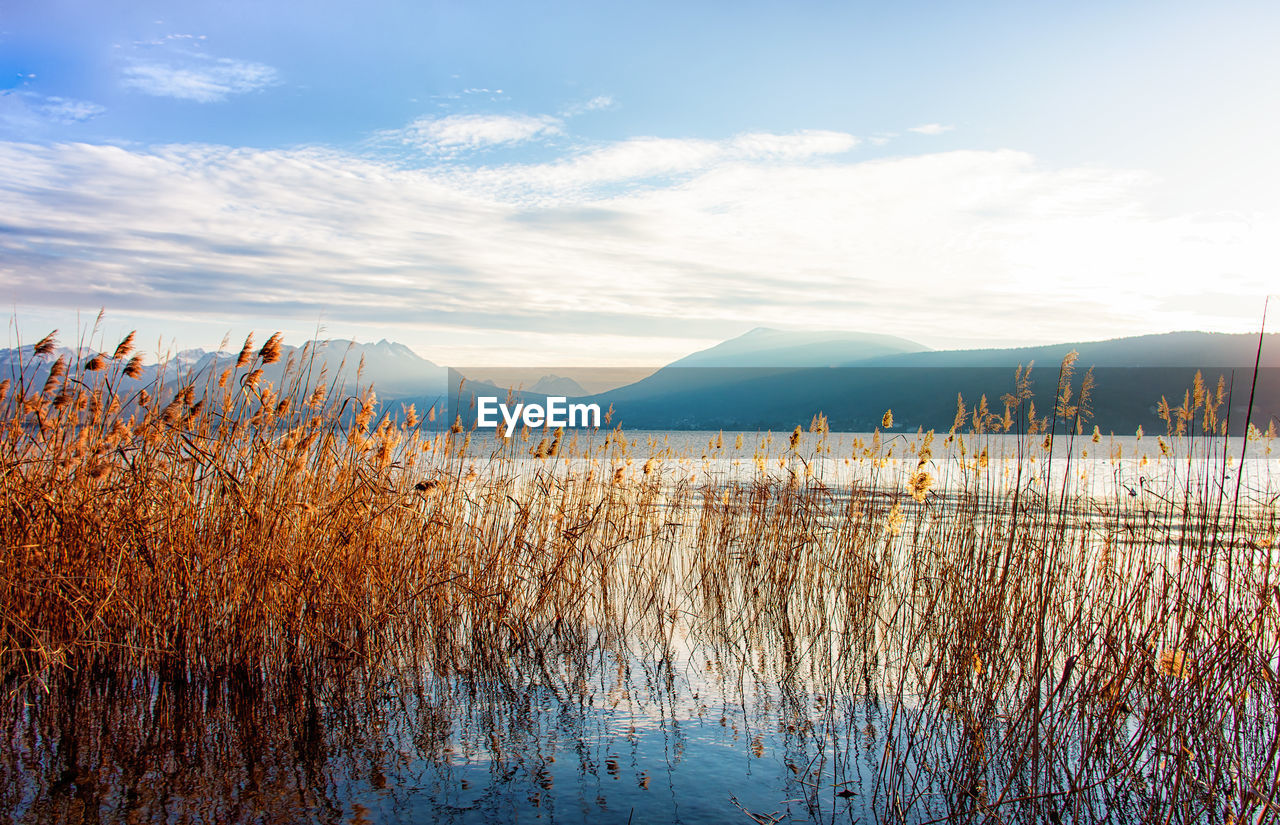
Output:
left=1, top=0, right=1278, bottom=366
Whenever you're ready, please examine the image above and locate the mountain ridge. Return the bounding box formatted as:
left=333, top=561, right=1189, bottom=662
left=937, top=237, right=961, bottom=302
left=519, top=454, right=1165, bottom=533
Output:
left=4, top=328, right=1276, bottom=433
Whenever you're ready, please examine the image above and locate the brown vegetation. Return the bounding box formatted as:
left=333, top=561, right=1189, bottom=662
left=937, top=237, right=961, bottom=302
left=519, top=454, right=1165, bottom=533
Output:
left=1, top=326, right=1278, bottom=822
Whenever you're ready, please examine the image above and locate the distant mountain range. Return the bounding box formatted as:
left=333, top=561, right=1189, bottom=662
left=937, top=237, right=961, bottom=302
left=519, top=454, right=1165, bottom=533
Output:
left=449, top=328, right=1280, bottom=434
left=668, top=327, right=929, bottom=367
left=0, top=338, right=447, bottom=409
left=4, top=328, right=1277, bottom=433
left=529, top=374, right=588, bottom=396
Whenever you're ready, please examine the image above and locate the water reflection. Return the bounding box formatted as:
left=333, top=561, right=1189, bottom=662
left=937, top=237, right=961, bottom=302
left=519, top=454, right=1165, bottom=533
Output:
left=4, top=447, right=1276, bottom=823
left=4, top=650, right=905, bottom=824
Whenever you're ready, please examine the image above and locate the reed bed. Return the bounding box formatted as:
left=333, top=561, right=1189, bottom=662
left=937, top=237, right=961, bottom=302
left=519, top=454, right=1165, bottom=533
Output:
left=1, top=327, right=1278, bottom=823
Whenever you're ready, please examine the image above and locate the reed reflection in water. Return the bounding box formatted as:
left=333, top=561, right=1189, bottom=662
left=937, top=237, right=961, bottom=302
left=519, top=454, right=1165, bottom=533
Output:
left=5, top=648, right=915, bottom=824
left=3, top=332, right=1278, bottom=823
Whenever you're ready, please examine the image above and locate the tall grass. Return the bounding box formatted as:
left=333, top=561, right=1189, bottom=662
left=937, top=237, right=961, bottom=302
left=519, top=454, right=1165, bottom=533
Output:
left=1, top=326, right=1277, bottom=822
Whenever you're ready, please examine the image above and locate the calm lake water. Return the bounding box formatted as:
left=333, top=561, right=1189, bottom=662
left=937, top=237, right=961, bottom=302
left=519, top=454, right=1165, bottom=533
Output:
left=4, top=429, right=1275, bottom=823
left=467, top=429, right=1279, bottom=502
left=7, top=647, right=915, bottom=823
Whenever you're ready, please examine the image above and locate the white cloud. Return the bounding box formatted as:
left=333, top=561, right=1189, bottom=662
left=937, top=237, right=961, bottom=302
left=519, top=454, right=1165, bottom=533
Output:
left=908, top=123, right=955, bottom=135
left=133, top=33, right=208, bottom=46
left=0, top=134, right=1274, bottom=364
left=0, top=91, right=105, bottom=135
left=730, top=130, right=857, bottom=159
left=122, top=57, right=279, bottom=102
left=579, top=95, right=613, bottom=111
left=459, top=130, right=859, bottom=196
left=480, top=136, right=724, bottom=190
left=385, top=93, right=617, bottom=156
left=39, top=96, right=107, bottom=123
left=384, top=113, right=562, bottom=153
left=560, top=95, right=615, bottom=116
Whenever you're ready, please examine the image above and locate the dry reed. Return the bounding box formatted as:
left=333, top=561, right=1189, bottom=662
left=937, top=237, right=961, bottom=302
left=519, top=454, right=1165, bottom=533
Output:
left=0, top=326, right=1277, bottom=823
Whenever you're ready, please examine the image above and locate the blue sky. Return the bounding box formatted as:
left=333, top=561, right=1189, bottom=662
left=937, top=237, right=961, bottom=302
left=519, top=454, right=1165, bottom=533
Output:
left=2, top=1, right=1278, bottom=365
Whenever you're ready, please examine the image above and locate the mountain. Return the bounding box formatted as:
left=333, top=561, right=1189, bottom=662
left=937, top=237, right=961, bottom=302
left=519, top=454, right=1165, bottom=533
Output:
left=860, top=331, right=1280, bottom=369
left=6, top=328, right=1276, bottom=434
left=582, top=328, right=927, bottom=409
left=587, top=330, right=1280, bottom=434
left=670, top=327, right=928, bottom=367
left=0, top=344, right=159, bottom=393
left=244, top=338, right=445, bottom=400
left=0, top=338, right=448, bottom=411
left=530, top=374, right=588, bottom=396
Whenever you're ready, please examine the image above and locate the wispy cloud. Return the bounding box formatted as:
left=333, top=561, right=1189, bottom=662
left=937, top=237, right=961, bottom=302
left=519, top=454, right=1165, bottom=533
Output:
left=38, top=96, right=107, bottom=123
left=459, top=130, right=859, bottom=196
left=907, top=123, right=954, bottom=135
left=730, top=130, right=857, bottom=159
left=122, top=57, right=279, bottom=102
left=382, top=113, right=563, bottom=153
left=0, top=90, right=105, bottom=135
left=132, top=33, right=209, bottom=46
left=0, top=128, right=1272, bottom=362
left=560, top=95, right=615, bottom=116
left=385, top=93, right=616, bottom=156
